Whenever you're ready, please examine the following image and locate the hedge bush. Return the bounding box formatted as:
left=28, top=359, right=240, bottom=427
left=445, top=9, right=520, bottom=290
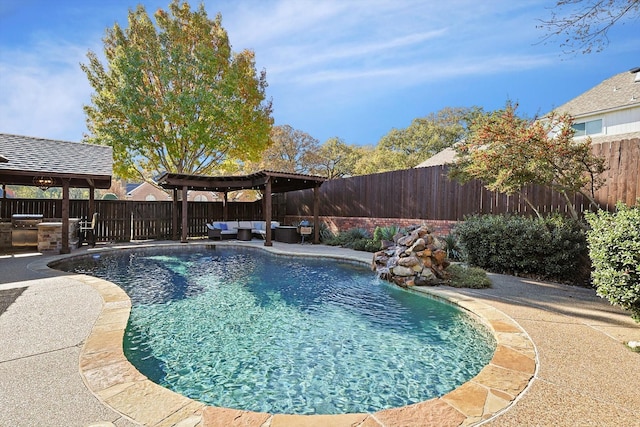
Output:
left=585, top=202, right=640, bottom=322
left=326, top=225, right=405, bottom=253
left=325, top=227, right=375, bottom=250
left=455, top=214, right=589, bottom=284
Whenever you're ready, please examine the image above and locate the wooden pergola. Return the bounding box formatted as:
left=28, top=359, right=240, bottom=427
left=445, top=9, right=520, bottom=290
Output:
left=0, top=134, right=112, bottom=254
left=156, top=170, right=326, bottom=246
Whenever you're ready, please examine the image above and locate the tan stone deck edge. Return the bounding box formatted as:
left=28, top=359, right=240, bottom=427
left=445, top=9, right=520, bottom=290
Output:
left=53, top=242, right=537, bottom=427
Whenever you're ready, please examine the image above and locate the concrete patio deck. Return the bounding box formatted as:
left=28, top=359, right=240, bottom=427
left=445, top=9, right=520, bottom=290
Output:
left=0, top=240, right=638, bottom=426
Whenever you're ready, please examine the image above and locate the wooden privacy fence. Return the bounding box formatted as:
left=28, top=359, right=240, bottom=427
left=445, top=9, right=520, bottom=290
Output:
left=1, top=139, right=636, bottom=240
left=0, top=199, right=265, bottom=243
left=285, top=139, right=639, bottom=220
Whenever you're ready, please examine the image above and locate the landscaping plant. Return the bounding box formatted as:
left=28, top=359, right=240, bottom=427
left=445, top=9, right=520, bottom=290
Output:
left=585, top=202, right=640, bottom=322
left=373, top=225, right=405, bottom=242
left=318, top=222, right=336, bottom=243
left=325, top=227, right=373, bottom=250
left=455, top=214, right=589, bottom=284
left=450, top=101, right=606, bottom=221
left=446, top=264, right=492, bottom=289
left=442, top=232, right=464, bottom=262
left=327, top=225, right=406, bottom=253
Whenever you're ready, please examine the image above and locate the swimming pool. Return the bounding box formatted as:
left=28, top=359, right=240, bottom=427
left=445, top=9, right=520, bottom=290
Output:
left=57, top=246, right=496, bottom=415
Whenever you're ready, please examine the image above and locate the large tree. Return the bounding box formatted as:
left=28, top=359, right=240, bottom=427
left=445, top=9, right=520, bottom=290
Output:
left=312, top=137, right=359, bottom=179
left=376, top=106, right=480, bottom=171
left=82, top=0, right=273, bottom=180
left=353, top=145, right=408, bottom=175
left=538, top=0, right=640, bottom=53
left=247, top=125, right=320, bottom=175
left=450, top=102, right=607, bottom=220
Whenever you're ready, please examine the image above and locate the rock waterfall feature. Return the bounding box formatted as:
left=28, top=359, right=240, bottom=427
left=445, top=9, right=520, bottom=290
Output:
left=372, top=225, right=450, bottom=287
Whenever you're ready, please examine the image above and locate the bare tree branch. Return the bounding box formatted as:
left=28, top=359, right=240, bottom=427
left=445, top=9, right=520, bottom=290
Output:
left=537, top=0, right=640, bottom=54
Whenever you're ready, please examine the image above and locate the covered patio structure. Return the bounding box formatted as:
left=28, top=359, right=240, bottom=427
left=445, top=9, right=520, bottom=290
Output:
left=156, top=170, right=325, bottom=246
left=0, top=134, right=112, bottom=253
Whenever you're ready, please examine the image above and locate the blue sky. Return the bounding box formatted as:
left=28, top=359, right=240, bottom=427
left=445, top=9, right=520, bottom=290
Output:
left=1, top=1, right=639, bottom=147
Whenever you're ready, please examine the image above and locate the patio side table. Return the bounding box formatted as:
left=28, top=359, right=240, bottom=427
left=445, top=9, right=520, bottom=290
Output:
left=236, top=227, right=252, bottom=241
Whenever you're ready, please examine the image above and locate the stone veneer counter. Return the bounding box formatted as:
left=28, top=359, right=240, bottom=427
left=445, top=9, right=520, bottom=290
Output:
left=37, top=219, right=79, bottom=253
left=69, top=243, right=537, bottom=427
left=0, top=222, right=11, bottom=249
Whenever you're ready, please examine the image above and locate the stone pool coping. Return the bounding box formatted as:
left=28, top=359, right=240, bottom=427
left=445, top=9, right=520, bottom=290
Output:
left=65, top=241, right=537, bottom=426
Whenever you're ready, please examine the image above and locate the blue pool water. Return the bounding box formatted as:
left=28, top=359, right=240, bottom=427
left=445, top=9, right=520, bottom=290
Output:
left=57, top=246, right=495, bottom=415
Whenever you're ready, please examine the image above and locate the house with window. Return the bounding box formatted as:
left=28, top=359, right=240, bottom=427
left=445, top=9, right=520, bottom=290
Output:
left=126, top=181, right=172, bottom=201
left=416, top=67, right=640, bottom=168
left=555, top=67, right=640, bottom=143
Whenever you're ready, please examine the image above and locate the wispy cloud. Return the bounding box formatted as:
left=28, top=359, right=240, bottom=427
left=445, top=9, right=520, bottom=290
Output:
left=1, top=0, right=634, bottom=146
left=266, top=29, right=449, bottom=77
left=0, top=40, right=92, bottom=141
left=223, top=0, right=553, bottom=89
left=297, top=53, right=554, bottom=86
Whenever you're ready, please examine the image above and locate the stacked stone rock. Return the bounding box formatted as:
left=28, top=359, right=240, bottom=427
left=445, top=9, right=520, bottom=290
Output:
left=372, top=225, right=450, bottom=287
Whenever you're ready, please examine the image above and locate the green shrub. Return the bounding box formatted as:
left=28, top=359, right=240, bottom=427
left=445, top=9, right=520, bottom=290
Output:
left=446, top=264, right=492, bottom=288
left=325, top=227, right=372, bottom=248
left=455, top=214, right=589, bottom=284
left=319, top=223, right=335, bottom=243
left=585, top=202, right=640, bottom=322
left=349, top=238, right=380, bottom=252
left=373, top=225, right=404, bottom=242
left=344, top=227, right=372, bottom=240
left=442, top=232, right=464, bottom=262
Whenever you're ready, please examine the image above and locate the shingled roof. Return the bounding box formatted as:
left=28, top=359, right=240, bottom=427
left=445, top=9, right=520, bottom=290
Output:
left=555, top=68, right=640, bottom=117
left=0, top=133, right=112, bottom=189
left=414, top=147, right=457, bottom=168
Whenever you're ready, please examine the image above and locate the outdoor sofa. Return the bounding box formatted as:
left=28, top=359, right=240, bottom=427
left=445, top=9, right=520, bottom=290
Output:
left=206, top=220, right=280, bottom=240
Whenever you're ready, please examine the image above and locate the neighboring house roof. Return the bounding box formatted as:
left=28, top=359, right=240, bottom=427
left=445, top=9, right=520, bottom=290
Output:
left=126, top=183, right=141, bottom=193
left=415, top=147, right=457, bottom=168
left=555, top=68, right=640, bottom=117
left=126, top=181, right=171, bottom=201
left=0, top=133, right=112, bottom=188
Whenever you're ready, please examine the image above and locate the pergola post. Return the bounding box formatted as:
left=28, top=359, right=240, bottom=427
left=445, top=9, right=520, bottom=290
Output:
left=1, top=184, right=5, bottom=218
left=88, top=185, right=95, bottom=217
left=172, top=189, right=178, bottom=240
left=61, top=179, right=70, bottom=254
left=181, top=186, right=188, bottom=243
left=264, top=177, right=272, bottom=247
left=223, top=192, right=228, bottom=221
left=313, top=184, right=320, bottom=244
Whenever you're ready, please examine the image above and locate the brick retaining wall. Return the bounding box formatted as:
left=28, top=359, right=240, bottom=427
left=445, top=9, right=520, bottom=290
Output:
left=285, top=215, right=458, bottom=237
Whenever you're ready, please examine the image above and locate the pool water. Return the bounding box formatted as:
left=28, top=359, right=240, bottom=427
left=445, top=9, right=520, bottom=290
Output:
left=59, top=246, right=495, bottom=415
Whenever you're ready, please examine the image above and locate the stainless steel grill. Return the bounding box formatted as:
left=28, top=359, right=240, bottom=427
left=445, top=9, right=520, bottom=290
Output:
left=11, top=214, right=43, bottom=247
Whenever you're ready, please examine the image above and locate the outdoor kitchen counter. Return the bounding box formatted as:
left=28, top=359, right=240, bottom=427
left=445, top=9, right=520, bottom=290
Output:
left=37, top=219, right=80, bottom=253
